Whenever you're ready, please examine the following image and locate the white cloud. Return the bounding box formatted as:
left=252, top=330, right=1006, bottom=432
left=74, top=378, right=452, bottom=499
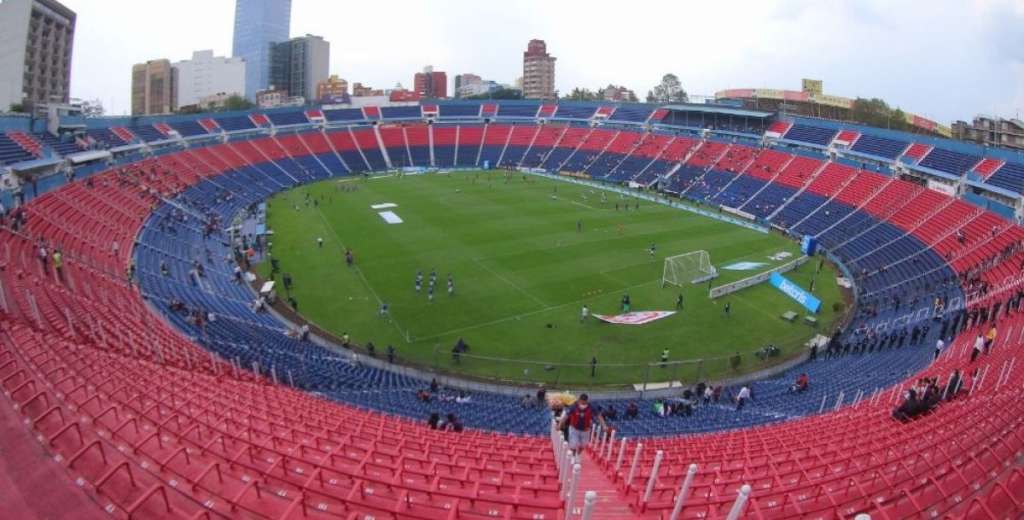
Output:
left=62, top=0, right=1023, bottom=122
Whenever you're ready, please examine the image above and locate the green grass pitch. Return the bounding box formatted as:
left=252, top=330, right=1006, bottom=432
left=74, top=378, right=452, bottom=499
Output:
left=257, top=171, right=843, bottom=387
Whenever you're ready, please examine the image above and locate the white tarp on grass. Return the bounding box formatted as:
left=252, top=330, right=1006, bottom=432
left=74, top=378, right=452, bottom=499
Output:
left=378, top=211, right=403, bottom=224
left=593, top=311, right=676, bottom=325
left=722, top=261, right=767, bottom=271
left=371, top=203, right=398, bottom=209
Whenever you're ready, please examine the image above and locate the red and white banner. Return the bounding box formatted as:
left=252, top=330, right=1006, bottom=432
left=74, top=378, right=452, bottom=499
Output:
left=593, top=311, right=676, bottom=325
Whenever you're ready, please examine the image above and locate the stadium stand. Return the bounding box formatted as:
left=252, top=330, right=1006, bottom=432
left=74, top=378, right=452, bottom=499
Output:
left=2, top=107, right=1024, bottom=519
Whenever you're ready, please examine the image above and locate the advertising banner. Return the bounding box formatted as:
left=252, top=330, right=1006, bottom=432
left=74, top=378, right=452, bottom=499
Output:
left=769, top=272, right=822, bottom=313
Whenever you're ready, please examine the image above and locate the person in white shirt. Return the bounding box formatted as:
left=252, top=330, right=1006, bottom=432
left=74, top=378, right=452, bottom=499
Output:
left=735, top=386, right=751, bottom=410
left=934, top=338, right=945, bottom=360
left=580, top=305, right=589, bottom=323
left=971, top=334, right=984, bottom=362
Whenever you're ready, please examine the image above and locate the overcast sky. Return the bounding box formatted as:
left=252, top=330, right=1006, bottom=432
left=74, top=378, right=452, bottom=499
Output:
left=64, top=0, right=1023, bottom=122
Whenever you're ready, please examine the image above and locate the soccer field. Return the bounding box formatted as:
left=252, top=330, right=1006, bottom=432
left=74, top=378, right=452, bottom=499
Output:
left=257, top=171, right=844, bottom=387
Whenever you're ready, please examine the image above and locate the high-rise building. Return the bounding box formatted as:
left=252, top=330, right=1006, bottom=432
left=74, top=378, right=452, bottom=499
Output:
left=522, top=39, right=556, bottom=100
left=352, top=83, right=384, bottom=97
left=232, top=0, right=291, bottom=100
left=454, top=73, right=482, bottom=97
left=413, top=66, right=448, bottom=99
left=952, top=116, right=1024, bottom=151
left=131, top=59, right=176, bottom=115
left=172, top=50, right=246, bottom=108
left=269, top=34, right=330, bottom=102
left=0, top=0, right=76, bottom=111
left=316, top=75, right=349, bottom=100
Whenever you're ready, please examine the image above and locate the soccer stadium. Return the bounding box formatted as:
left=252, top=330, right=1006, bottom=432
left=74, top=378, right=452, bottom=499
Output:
left=1, top=1, right=1023, bottom=519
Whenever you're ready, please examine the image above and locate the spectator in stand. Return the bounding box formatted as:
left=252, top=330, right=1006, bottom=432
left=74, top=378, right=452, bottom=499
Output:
left=984, top=325, right=997, bottom=353
left=52, top=249, right=64, bottom=282
left=625, top=402, right=639, bottom=419
left=416, top=389, right=431, bottom=402
left=427, top=412, right=440, bottom=430
left=944, top=369, right=962, bottom=400
left=892, top=389, right=921, bottom=422
left=602, top=405, right=618, bottom=421
left=790, top=373, right=809, bottom=393
left=934, top=338, right=944, bottom=360
left=971, top=333, right=984, bottom=362
left=443, top=413, right=464, bottom=432
left=559, top=394, right=605, bottom=455
left=536, top=386, right=547, bottom=407
left=735, top=386, right=751, bottom=410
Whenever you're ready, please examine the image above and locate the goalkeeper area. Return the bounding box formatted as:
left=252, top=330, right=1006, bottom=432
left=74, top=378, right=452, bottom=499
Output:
left=663, top=250, right=718, bottom=286
left=257, top=171, right=846, bottom=387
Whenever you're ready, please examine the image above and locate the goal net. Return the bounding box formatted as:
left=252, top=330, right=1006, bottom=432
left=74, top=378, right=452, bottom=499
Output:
left=663, top=250, right=717, bottom=287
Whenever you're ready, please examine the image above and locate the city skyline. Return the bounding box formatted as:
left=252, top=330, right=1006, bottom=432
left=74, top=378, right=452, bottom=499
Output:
left=55, top=0, right=1024, bottom=122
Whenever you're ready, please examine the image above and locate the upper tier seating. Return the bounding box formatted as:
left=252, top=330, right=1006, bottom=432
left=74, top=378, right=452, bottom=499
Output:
left=381, top=106, right=422, bottom=119
left=608, top=106, right=653, bottom=123
left=497, top=103, right=540, bottom=118
left=323, top=108, right=366, bottom=122
left=850, top=134, right=909, bottom=159
left=266, top=110, right=309, bottom=126
left=168, top=120, right=210, bottom=138
left=0, top=132, right=38, bottom=165
left=552, top=105, right=596, bottom=120
left=918, top=147, right=981, bottom=176
left=35, top=131, right=83, bottom=155
left=782, top=124, right=838, bottom=146
left=214, top=115, right=257, bottom=132
left=987, top=162, right=1024, bottom=193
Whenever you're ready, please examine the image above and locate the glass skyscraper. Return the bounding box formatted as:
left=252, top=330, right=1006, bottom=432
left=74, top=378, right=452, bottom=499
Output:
left=232, top=0, right=291, bottom=100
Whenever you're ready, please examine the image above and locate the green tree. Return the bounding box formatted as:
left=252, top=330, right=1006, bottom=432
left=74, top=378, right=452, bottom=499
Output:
left=8, top=103, right=26, bottom=113
left=223, top=94, right=255, bottom=112
left=850, top=97, right=911, bottom=131
left=562, top=87, right=599, bottom=101
left=466, top=88, right=523, bottom=100
left=650, top=74, right=688, bottom=104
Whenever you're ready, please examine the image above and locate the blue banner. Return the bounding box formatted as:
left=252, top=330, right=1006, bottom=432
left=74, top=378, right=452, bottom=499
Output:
left=769, top=272, right=821, bottom=313
left=801, top=235, right=818, bottom=256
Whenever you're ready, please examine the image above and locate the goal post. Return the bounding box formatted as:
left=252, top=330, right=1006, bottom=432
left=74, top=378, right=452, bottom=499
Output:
left=662, top=250, right=718, bottom=287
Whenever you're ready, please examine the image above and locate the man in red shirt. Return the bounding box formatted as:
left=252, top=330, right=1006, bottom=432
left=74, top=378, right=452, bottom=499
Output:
left=559, top=394, right=606, bottom=455
left=790, top=373, right=809, bottom=393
